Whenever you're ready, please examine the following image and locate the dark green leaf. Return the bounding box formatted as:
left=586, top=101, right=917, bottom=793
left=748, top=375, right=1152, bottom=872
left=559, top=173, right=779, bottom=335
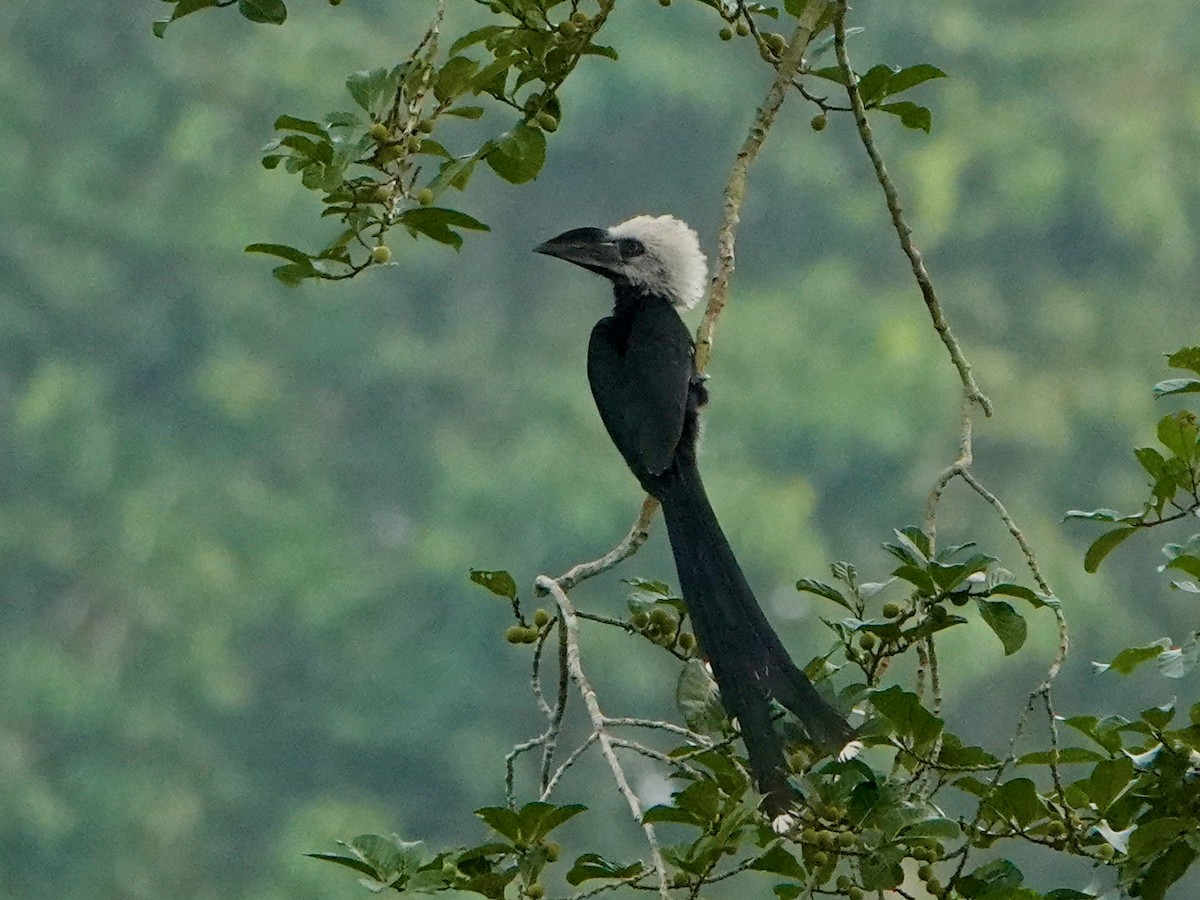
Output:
left=959, top=858, right=1023, bottom=895
left=445, top=106, right=486, bottom=119
left=270, top=262, right=316, bottom=287
left=469, top=569, right=517, bottom=600
left=485, top=124, right=546, bottom=184
left=886, top=63, right=947, bottom=94
left=983, top=779, right=1045, bottom=827
left=273, top=114, right=327, bottom=136
left=892, top=564, right=937, bottom=595
left=1043, top=891, right=1096, bottom=900
left=1158, top=411, right=1199, bottom=462
left=517, top=802, right=586, bottom=841
left=450, top=25, right=507, bottom=56
left=1084, top=526, right=1137, bottom=573
left=938, top=734, right=999, bottom=768
left=1136, top=446, right=1169, bottom=479
left=870, top=685, right=942, bottom=754
left=583, top=43, right=619, bottom=60
left=400, top=207, right=489, bottom=232
left=986, top=582, right=1049, bottom=607
left=641, top=804, right=702, bottom=826
left=475, top=806, right=522, bottom=841
left=1128, top=817, right=1191, bottom=858
left=899, top=817, right=961, bottom=841
left=748, top=845, right=805, bottom=879
left=808, top=65, right=849, bottom=86
left=238, top=0, right=286, bottom=25
left=975, top=598, right=1027, bottom=655
left=305, top=851, right=376, bottom=877
left=435, top=56, right=481, bottom=103
left=1167, top=346, right=1200, bottom=376
left=856, top=64, right=897, bottom=105
left=1082, top=756, right=1134, bottom=810
left=1091, top=639, right=1171, bottom=675
left=886, top=528, right=929, bottom=566
left=795, top=578, right=852, bottom=610
left=245, top=243, right=312, bottom=264
left=877, top=101, right=933, bottom=133
left=1134, top=837, right=1197, bottom=900
left=565, top=853, right=642, bottom=885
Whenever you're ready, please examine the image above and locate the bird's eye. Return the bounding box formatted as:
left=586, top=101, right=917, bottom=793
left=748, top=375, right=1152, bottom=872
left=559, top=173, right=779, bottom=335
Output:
left=618, top=238, right=646, bottom=259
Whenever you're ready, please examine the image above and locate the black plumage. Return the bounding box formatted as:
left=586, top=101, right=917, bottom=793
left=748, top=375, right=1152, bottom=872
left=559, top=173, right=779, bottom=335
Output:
left=536, top=217, right=852, bottom=818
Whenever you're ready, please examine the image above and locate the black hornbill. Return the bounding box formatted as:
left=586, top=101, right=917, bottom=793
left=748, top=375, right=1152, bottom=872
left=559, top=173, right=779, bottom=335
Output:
left=534, top=214, right=854, bottom=821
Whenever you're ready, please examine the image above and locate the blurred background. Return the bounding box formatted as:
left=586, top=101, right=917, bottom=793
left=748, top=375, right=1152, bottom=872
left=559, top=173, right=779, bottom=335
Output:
left=3, top=0, right=1199, bottom=896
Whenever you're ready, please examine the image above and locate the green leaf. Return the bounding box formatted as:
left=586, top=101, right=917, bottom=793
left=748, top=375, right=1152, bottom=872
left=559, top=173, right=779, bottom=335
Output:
left=245, top=243, right=312, bottom=264
left=270, top=262, right=316, bottom=286
left=485, top=124, right=547, bottom=184
left=1167, top=346, right=1200, bottom=376
left=959, top=859, right=1024, bottom=895
left=516, top=802, right=586, bottom=841
left=985, top=582, right=1050, bottom=607
left=870, top=685, right=942, bottom=754
left=877, top=101, right=933, bottom=133
left=346, top=66, right=404, bottom=115
left=975, top=598, right=1027, bottom=655
left=444, top=106, right=486, bottom=119
left=435, top=56, right=481, bottom=103
left=899, top=817, right=961, bottom=841
left=238, top=0, right=286, bottom=25
left=1153, top=377, right=1200, bottom=398
left=474, top=806, right=522, bottom=841
left=641, top=803, right=702, bottom=826
left=748, top=845, right=806, bottom=879
left=892, top=564, right=937, bottom=595
left=675, top=657, right=727, bottom=734
left=1083, top=526, right=1137, bottom=573
left=565, top=853, right=643, bottom=885
left=1128, top=817, right=1192, bottom=859
left=273, top=114, right=327, bottom=136
left=856, top=64, right=897, bottom=105
left=795, top=578, right=852, bottom=610
left=469, top=569, right=517, bottom=600
left=450, top=25, right=508, bottom=56
left=983, top=779, right=1045, bottom=828
left=1091, top=639, right=1171, bottom=675
left=306, top=851, right=376, bottom=877
left=1082, top=756, right=1134, bottom=810
left=1157, top=411, right=1199, bottom=462
left=1134, top=838, right=1197, bottom=900
left=886, top=63, right=947, bottom=94
left=885, top=528, right=929, bottom=566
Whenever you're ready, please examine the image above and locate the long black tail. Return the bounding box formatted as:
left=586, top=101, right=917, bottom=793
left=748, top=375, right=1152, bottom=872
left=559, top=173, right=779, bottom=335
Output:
left=653, top=452, right=852, bottom=814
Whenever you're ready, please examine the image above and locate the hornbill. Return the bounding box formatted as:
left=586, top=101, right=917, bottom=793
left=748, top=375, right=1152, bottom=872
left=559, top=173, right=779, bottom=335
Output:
left=534, top=214, right=855, bottom=822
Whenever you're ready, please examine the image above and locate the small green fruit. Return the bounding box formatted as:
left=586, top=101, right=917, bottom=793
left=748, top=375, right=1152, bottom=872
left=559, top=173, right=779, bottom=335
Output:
left=371, top=245, right=392, bottom=264
left=837, top=830, right=855, bottom=847
left=810, top=113, right=827, bottom=131
left=505, top=625, right=526, bottom=644
left=533, top=608, right=550, bottom=628
left=836, top=875, right=852, bottom=892
left=370, top=122, right=390, bottom=142
left=859, top=631, right=877, bottom=650
left=764, top=32, right=786, bottom=54
left=719, top=26, right=733, bottom=41
left=418, top=118, right=435, bottom=133
left=525, top=884, right=545, bottom=899
left=678, top=632, right=696, bottom=651
left=416, top=188, right=435, bottom=205
left=809, top=850, right=828, bottom=867
left=407, top=135, right=423, bottom=153
left=371, top=185, right=391, bottom=203
left=559, top=20, right=578, bottom=36
left=917, top=864, right=933, bottom=880
left=926, top=878, right=942, bottom=895
left=571, top=11, right=588, bottom=26
left=535, top=111, right=559, bottom=132
left=521, top=627, right=540, bottom=644
left=631, top=610, right=650, bottom=629
left=929, top=603, right=948, bottom=621
left=736, top=22, right=749, bottom=36
left=543, top=841, right=561, bottom=862
left=882, top=602, right=902, bottom=619
left=658, top=0, right=671, bottom=6
left=848, top=889, right=865, bottom=900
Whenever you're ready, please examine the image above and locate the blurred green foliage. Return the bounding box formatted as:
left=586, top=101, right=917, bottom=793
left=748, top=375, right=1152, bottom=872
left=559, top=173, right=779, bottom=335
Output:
left=2, top=0, right=1199, bottom=897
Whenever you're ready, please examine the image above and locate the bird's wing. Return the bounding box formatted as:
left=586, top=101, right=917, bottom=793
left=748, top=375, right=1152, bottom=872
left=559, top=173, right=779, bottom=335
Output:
left=588, top=300, right=694, bottom=479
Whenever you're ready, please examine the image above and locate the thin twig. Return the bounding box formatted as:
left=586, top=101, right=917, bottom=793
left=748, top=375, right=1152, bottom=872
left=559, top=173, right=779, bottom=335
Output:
left=832, top=3, right=991, bottom=417
left=548, top=496, right=659, bottom=592
left=538, top=576, right=670, bottom=898
left=697, top=0, right=833, bottom=374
